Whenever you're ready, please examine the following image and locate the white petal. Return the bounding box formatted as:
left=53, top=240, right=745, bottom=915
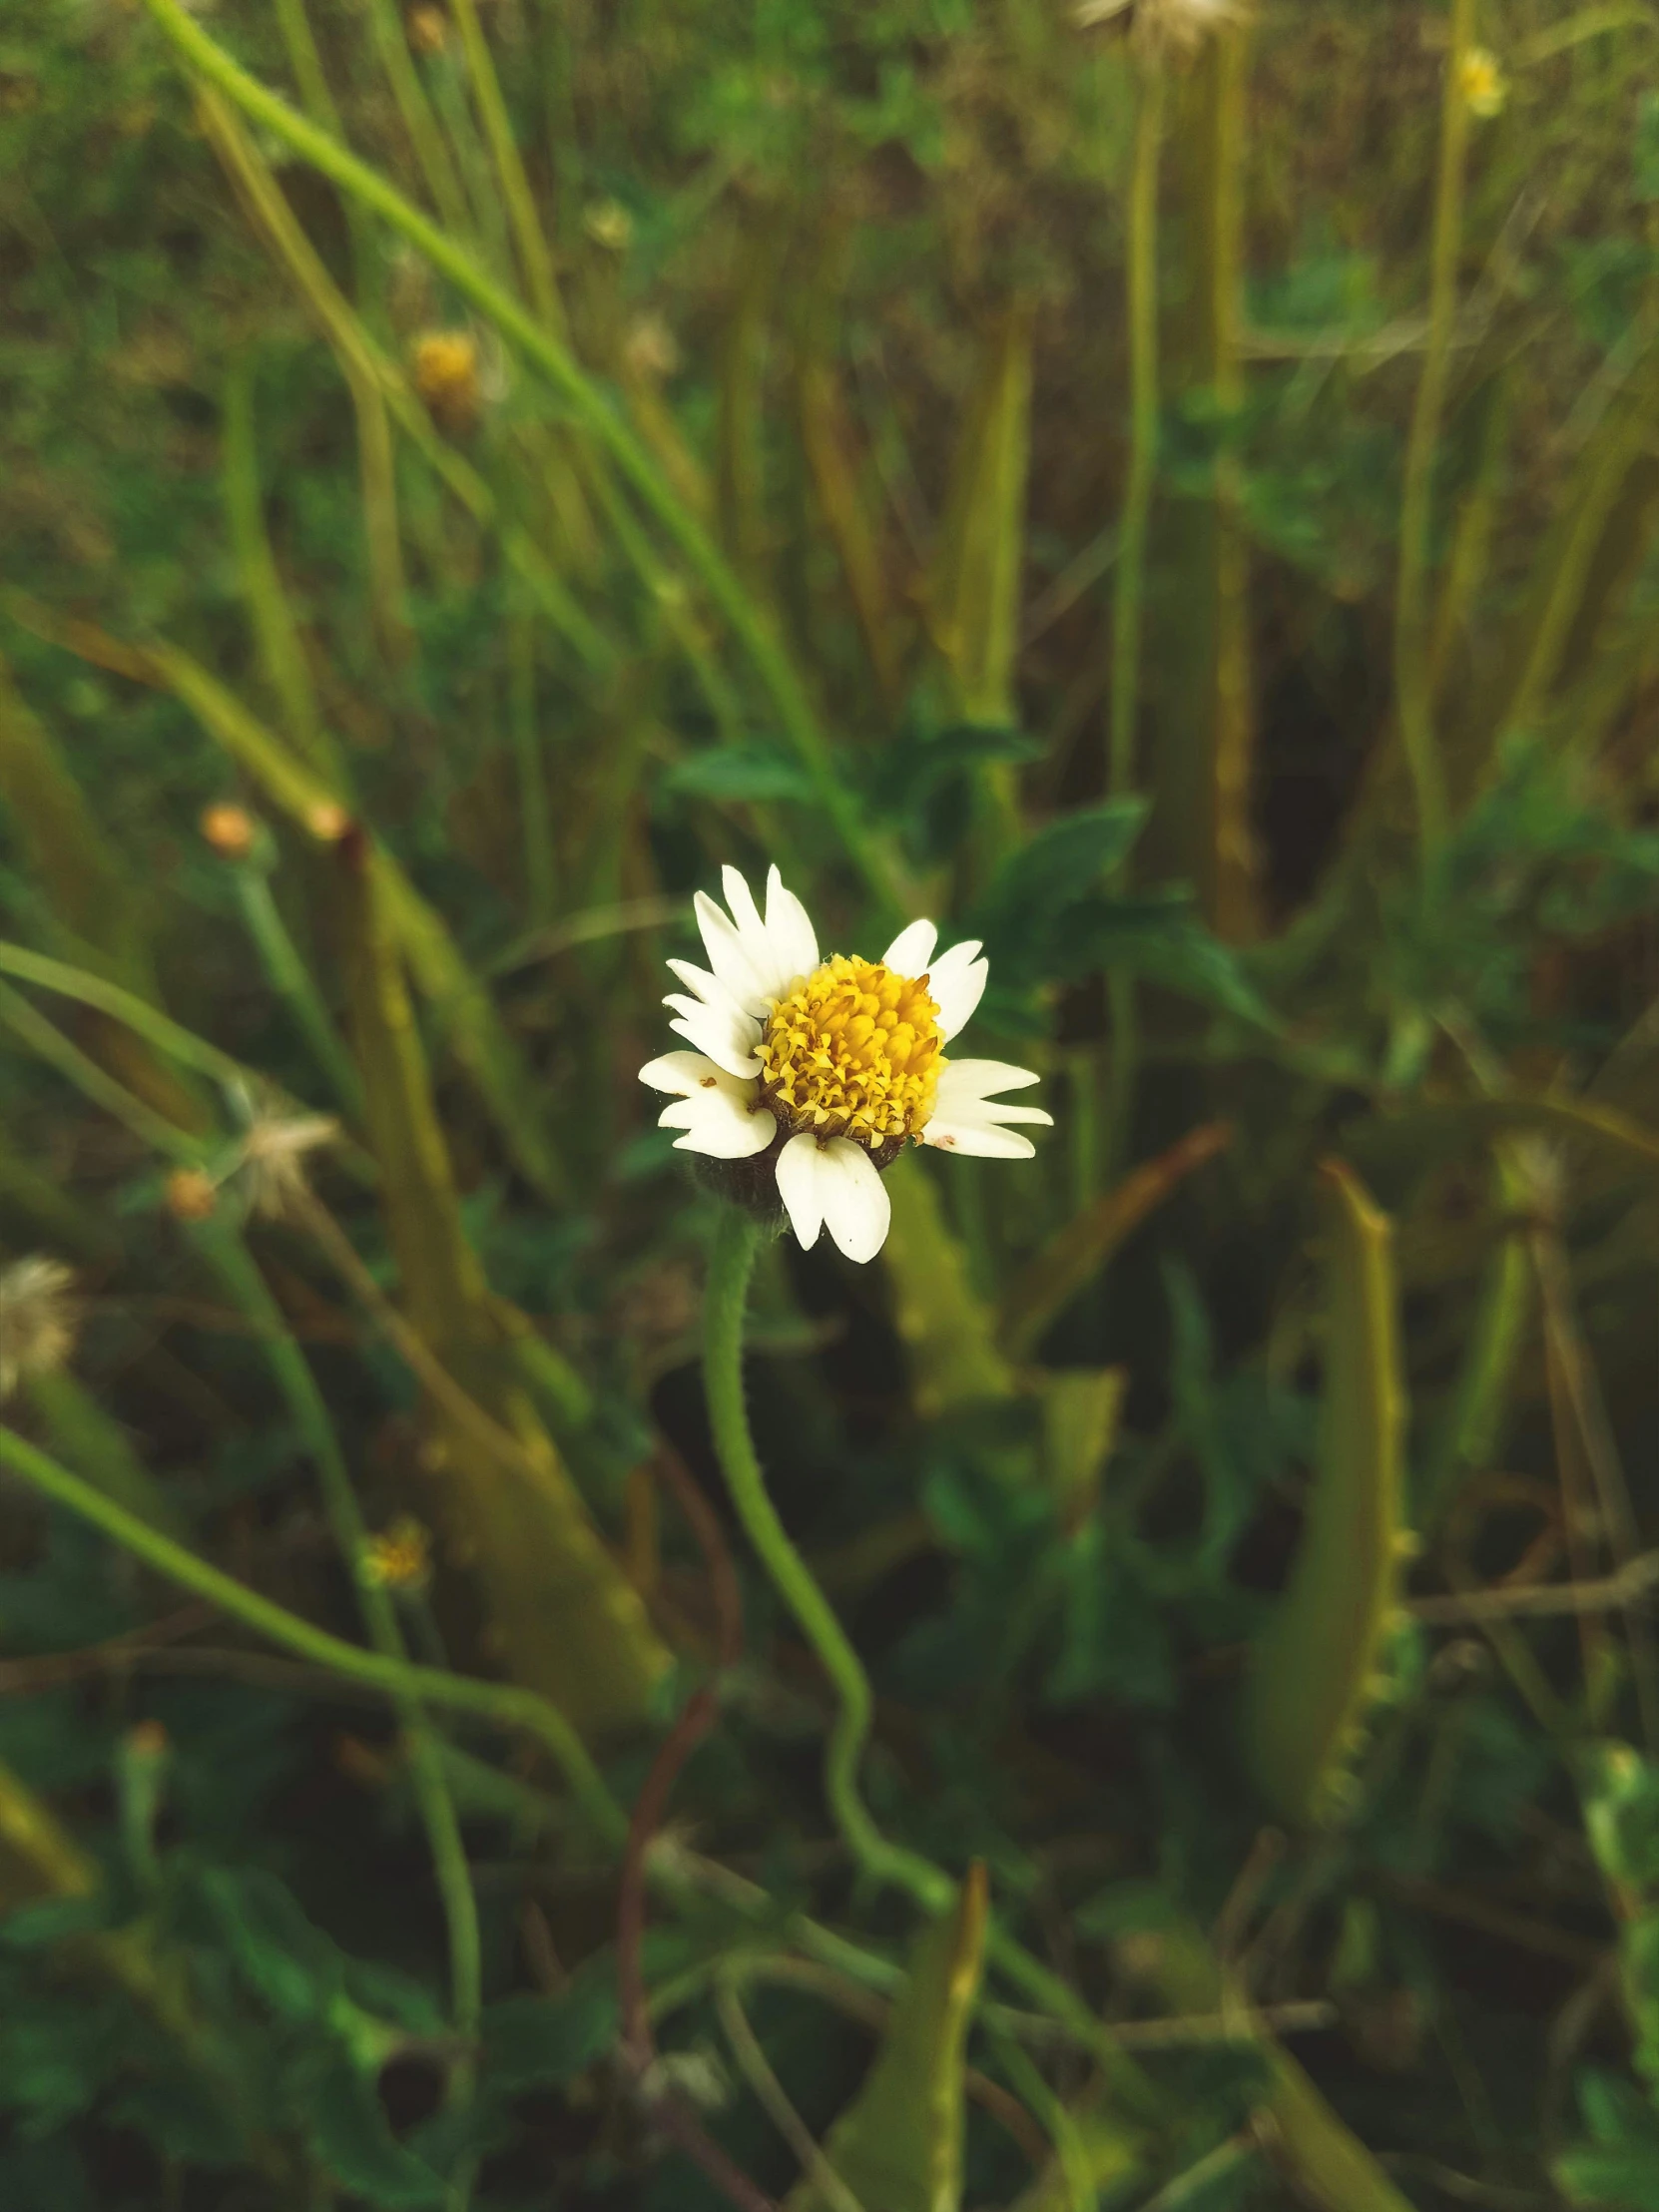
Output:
left=774, top=1132, right=827, bottom=1251
left=817, top=1139, right=891, bottom=1263
left=881, top=918, right=938, bottom=977
left=920, top=1120, right=1037, bottom=1160
left=935, top=1058, right=1042, bottom=1105
left=659, top=1073, right=773, bottom=1158
left=665, top=956, right=733, bottom=1007
left=694, top=890, right=770, bottom=1014
left=639, top=1050, right=722, bottom=1095
left=764, top=865, right=819, bottom=987
left=720, top=864, right=801, bottom=1003
left=665, top=992, right=763, bottom=1078
left=927, top=939, right=988, bottom=1041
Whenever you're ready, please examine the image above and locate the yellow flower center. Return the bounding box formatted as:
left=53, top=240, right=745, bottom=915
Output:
left=757, top=956, right=943, bottom=1151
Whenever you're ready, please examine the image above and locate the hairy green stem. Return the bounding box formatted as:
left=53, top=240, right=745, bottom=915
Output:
left=139, top=0, right=899, bottom=915
left=1393, top=0, right=1474, bottom=870
left=700, top=1210, right=1165, bottom=2120
left=0, top=1424, right=625, bottom=1847
left=703, top=1209, right=951, bottom=1910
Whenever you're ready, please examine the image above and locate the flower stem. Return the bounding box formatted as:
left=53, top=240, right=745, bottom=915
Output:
left=701, top=1208, right=1169, bottom=2123
left=702, top=1209, right=952, bottom=1913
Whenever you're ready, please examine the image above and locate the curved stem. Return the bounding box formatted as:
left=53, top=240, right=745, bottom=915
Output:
left=703, top=1209, right=952, bottom=1911
left=0, top=1423, right=625, bottom=1848
left=701, top=1209, right=1168, bottom=2122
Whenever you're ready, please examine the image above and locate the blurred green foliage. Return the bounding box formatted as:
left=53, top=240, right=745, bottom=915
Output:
left=3, top=0, right=1659, bottom=2206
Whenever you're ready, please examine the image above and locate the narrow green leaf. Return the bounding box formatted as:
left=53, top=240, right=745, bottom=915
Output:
left=786, top=1863, right=989, bottom=2212
left=1242, top=1159, right=1406, bottom=1825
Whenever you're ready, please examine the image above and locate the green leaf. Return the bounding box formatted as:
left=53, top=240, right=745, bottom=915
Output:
left=108, top=2071, right=248, bottom=2166
left=1557, top=2070, right=1659, bottom=2210
left=480, top=1969, right=619, bottom=2092
left=665, top=745, right=815, bottom=803
left=970, top=802, right=1149, bottom=949
left=195, top=1864, right=342, bottom=2024
left=292, top=2049, right=447, bottom=2210
left=1242, top=1160, right=1406, bottom=1825
left=785, top=1864, right=989, bottom=2212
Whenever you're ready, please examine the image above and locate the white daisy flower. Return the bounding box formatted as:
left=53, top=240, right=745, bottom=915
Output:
left=640, top=866, right=1052, bottom=1265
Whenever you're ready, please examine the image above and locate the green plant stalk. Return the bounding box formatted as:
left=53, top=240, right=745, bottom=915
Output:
left=222, top=356, right=330, bottom=775
left=0, top=1422, right=626, bottom=1846
left=1101, top=61, right=1164, bottom=1186
left=201, top=93, right=613, bottom=677
left=508, top=610, right=556, bottom=925
left=424, top=48, right=516, bottom=283
left=0, top=939, right=249, bottom=1090
left=142, top=0, right=902, bottom=918
left=1392, top=0, right=1475, bottom=870
left=0, top=978, right=204, bottom=1164
left=702, top=1209, right=1164, bottom=2123
left=360, top=0, right=471, bottom=238
left=196, top=1223, right=481, bottom=2060
left=232, top=858, right=364, bottom=1116
left=196, top=89, right=409, bottom=668
left=447, top=0, right=562, bottom=330
left=704, top=1210, right=949, bottom=1910
left=1418, top=1142, right=1532, bottom=1527
left=1108, top=60, right=1163, bottom=811
left=24, top=1369, right=188, bottom=1539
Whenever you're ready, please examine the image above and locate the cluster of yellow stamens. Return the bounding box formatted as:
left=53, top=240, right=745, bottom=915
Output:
left=757, top=956, right=943, bottom=1150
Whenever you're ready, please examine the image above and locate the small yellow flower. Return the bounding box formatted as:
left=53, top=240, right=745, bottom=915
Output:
left=362, top=1516, right=433, bottom=1592
left=165, top=1167, right=220, bottom=1222
left=304, top=800, right=350, bottom=843
left=411, top=329, right=481, bottom=433
left=1459, top=47, right=1506, bottom=119
left=201, top=803, right=258, bottom=858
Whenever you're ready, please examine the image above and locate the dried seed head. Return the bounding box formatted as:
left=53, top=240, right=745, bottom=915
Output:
left=583, top=200, right=634, bottom=252
left=0, top=1257, right=79, bottom=1403
left=1075, top=0, right=1249, bottom=53
left=200, top=803, right=258, bottom=858
left=241, top=1109, right=339, bottom=1220
left=623, top=314, right=679, bottom=383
